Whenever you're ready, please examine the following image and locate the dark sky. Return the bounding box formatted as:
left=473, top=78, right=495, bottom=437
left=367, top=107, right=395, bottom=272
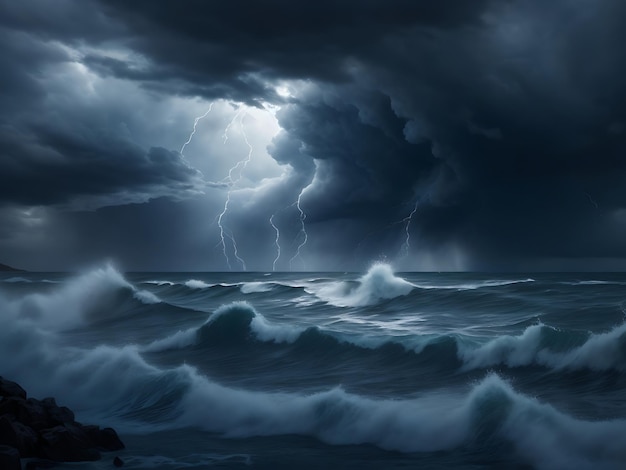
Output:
left=1, top=0, right=625, bottom=271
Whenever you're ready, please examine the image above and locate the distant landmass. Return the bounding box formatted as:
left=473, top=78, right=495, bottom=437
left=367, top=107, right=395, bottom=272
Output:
left=0, top=263, right=24, bottom=272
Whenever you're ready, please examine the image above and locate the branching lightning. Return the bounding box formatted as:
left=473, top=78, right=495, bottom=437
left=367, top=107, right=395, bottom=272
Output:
left=289, top=189, right=309, bottom=271
left=269, top=214, right=281, bottom=271
left=180, top=100, right=295, bottom=272
left=217, top=109, right=253, bottom=271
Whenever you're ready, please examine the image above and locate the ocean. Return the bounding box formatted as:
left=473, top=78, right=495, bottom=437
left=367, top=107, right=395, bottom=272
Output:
left=1, top=263, right=625, bottom=469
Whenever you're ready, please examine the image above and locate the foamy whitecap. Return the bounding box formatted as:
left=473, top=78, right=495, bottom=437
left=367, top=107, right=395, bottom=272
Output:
left=142, top=301, right=304, bottom=352
left=134, top=290, right=161, bottom=305
left=240, top=282, right=274, bottom=294
left=2, top=290, right=626, bottom=469
left=2, top=264, right=161, bottom=331
left=142, top=328, right=199, bottom=353
left=308, top=263, right=414, bottom=307
left=184, top=279, right=213, bottom=289
left=459, top=322, right=626, bottom=371
left=175, top=372, right=626, bottom=468
left=11, top=264, right=133, bottom=330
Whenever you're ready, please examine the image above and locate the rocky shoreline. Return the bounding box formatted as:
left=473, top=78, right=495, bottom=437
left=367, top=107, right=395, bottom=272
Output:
left=0, top=377, right=125, bottom=469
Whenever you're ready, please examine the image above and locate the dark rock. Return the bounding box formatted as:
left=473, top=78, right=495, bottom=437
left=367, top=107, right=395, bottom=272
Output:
left=0, top=445, right=21, bottom=470
left=0, top=415, right=39, bottom=457
left=99, top=428, right=125, bottom=451
left=0, top=397, right=51, bottom=431
left=0, top=263, right=24, bottom=272
left=0, top=377, right=27, bottom=400
left=39, top=424, right=101, bottom=462
left=0, top=378, right=126, bottom=466
left=0, top=415, right=17, bottom=447
left=113, top=455, right=124, bottom=467
left=0, top=397, right=22, bottom=419
left=41, top=398, right=74, bottom=426
left=84, top=425, right=125, bottom=451
left=23, top=398, right=53, bottom=431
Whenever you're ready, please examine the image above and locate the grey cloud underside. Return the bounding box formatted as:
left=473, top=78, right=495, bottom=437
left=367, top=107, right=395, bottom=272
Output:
left=0, top=27, right=204, bottom=209
left=97, top=0, right=626, bottom=264
left=1, top=0, right=626, bottom=269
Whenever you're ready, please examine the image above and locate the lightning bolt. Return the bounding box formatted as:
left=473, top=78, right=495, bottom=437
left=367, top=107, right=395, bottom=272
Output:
left=289, top=188, right=309, bottom=271
left=269, top=214, right=281, bottom=271
left=222, top=108, right=244, bottom=144
left=400, top=200, right=420, bottom=258
left=217, top=108, right=252, bottom=271
left=180, top=103, right=214, bottom=157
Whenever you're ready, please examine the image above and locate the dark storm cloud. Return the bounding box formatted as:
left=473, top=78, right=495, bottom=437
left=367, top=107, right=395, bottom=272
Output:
left=0, top=4, right=204, bottom=210
left=2, top=0, right=626, bottom=269
left=0, top=119, right=203, bottom=207
left=372, top=0, right=626, bottom=264
left=90, top=0, right=496, bottom=103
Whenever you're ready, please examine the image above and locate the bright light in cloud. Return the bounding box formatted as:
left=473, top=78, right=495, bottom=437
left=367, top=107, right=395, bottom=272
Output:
left=275, top=85, right=292, bottom=98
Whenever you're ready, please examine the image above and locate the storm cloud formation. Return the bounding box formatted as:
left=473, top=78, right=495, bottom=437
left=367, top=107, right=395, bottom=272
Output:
left=0, top=0, right=625, bottom=270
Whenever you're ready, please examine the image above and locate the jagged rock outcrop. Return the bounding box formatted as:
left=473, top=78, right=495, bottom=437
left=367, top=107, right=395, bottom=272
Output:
left=0, top=263, right=23, bottom=272
left=0, top=376, right=125, bottom=467
left=0, top=445, right=21, bottom=470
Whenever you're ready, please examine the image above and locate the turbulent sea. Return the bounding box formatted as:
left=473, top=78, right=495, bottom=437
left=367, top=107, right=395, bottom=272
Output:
left=1, top=264, right=626, bottom=469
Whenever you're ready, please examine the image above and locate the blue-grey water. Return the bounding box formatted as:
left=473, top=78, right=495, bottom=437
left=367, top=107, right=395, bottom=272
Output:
left=1, top=264, right=625, bottom=469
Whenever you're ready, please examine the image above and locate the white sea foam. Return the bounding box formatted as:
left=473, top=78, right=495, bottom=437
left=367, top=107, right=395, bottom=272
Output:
left=459, top=322, right=626, bottom=371
left=142, top=301, right=304, bottom=352
left=1, top=290, right=626, bottom=469
left=174, top=372, right=626, bottom=469
left=240, top=281, right=274, bottom=294
left=184, top=279, right=214, bottom=289
left=7, top=263, right=160, bottom=330
left=134, top=289, right=161, bottom=305
left=142, top=280, right=176, bottom=286
left=308, top=263, right=414, bottom=307
left=249, top=313, right=304, bottom=343
left=142, top=328, right=199, bottom=353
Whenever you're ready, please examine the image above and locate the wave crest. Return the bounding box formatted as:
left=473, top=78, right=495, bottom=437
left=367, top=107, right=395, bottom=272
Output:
left=459, top=323, right=626, bottom=371
left=308, top=263, right=414, bottom=307
left=5, top=264, right=159, bottom=331
left=143, top=302, right=304, bottom=352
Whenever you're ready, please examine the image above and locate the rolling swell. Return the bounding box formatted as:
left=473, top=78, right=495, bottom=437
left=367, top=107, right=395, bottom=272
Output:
left=143, top=301, right=626, bottom=378
left=142, top=302, right=305, bottom=353
left=0, top=264, right=160, bottom=331
left=3, top=295, right=625, bottom=470
left=459, top=322, right=626, bottom=371
left=141, top=301, right=462, bottom=372
left=175, top=373, right=626, bottom=469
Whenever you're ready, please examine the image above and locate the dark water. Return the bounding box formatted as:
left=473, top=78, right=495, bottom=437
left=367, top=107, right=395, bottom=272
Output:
left=1, top=264, right=625, bottom=469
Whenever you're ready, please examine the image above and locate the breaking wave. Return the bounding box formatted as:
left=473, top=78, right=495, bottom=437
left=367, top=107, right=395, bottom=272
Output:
left=240, top=282, right=275, bottom=294
left=142, top=302, right=305, bottom=352
left=143, top=303, right=626, bottom=374
left=1, top=307, right=624, bottom=470
left=0, top=264, right=159, bottom=331
left=184, top=279, right=214, bottom=289
left=459, top=322, right=626, bottom=371
left=307, top=263, right=414, bottom=307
